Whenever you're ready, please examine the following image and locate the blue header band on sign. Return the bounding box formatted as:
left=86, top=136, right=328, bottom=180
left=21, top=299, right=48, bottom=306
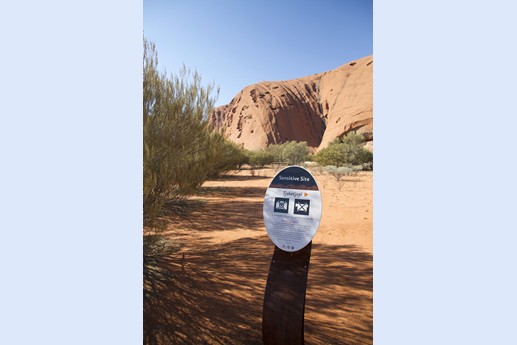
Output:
left=269, top=166, right=319, bottom=191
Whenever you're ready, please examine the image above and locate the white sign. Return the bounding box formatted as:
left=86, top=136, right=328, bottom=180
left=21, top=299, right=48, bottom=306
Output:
left=263, top=166, right=322, bottom=252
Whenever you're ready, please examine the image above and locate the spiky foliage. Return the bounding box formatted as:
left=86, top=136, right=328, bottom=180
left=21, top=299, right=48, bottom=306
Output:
left=143, top=38, right=221, bottom=226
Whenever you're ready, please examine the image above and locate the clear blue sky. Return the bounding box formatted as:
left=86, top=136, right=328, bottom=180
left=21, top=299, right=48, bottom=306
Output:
left=144, top=0, right=372, bottom=106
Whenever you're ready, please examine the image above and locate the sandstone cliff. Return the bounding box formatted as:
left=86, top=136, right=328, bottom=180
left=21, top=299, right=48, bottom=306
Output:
left=211, top=55, right=373, bottom=151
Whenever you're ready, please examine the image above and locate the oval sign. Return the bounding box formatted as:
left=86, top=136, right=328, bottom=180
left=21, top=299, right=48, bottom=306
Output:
left=263, top=166, right=322, bottom=252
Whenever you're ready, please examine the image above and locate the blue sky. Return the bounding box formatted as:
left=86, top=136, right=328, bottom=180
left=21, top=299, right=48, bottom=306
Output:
left=144, top=0, right=372, bottom=106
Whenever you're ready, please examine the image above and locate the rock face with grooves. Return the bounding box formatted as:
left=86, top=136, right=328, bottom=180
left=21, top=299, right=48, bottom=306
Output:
left=211, top=55, right=373, bottom=151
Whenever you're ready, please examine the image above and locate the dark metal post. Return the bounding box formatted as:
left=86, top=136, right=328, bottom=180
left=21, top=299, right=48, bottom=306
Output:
left=262, top=241, right=312, bottom=345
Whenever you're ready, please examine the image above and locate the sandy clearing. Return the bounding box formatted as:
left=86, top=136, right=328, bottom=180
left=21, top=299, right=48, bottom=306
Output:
left=144, top=167, right=372, bottom=344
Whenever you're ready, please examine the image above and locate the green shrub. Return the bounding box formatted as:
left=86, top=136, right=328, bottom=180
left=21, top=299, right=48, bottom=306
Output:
left=282, top=141, right=309, bottom=165
left=265, top=143, right=284, bottom=164
left=323, top=165, right=362, bottom=181
left=144, top=38, right=242, bottom=226
left=206, top=133, right=248, bottom=176
left=265, top=141, right=309, bottom=165
left=314, top=132, right=373, bottom=168
left=247, top=149, right=275, bottom=168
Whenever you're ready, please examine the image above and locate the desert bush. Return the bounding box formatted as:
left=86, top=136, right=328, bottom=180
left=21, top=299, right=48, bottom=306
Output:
left=145, top=38, right=242, bottom=343
left=247, top=149, right=275, bottom=168
left=272, top=163, right=283, bottom=173
left=324, top=165, right=354, bottom=182
left=323, top=165, right=363, bottom=190
left=206, top=133, right=248, bottom=176
left=282, top=141, right=309, bottom=165
left=266, top=141, right=309, bottom=165
left=302, top=160, right=317, bottom=170
left=266, top=143, right=284, bottom=163
left=307, top=163, right=323, bottom=175
left=144, top=38, right=242, bottom=226
left=314, top=132, right=373, bottom=168
left=362, top=161, right=373, bottom=171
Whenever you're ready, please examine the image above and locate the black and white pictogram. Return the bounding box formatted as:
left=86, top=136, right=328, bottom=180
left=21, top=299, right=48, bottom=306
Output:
left=293, top=199, right=310, bottom=216
left=274, top=197, right=289, bottom=213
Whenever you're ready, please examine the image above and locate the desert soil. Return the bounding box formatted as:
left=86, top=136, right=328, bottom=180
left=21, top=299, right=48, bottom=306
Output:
left=144, top=167, right=372, bottom=344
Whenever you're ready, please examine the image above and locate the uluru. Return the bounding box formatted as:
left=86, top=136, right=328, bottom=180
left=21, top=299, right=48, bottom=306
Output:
left=211, top=55, right=373, bottom=151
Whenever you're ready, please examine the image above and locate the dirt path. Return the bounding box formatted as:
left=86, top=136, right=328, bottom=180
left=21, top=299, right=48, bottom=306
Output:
left=144, top=168, right=372, bottom=344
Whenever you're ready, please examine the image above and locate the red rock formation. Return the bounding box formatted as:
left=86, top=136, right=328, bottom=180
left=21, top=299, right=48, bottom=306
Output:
left=211, top=55, right=373, bottom=151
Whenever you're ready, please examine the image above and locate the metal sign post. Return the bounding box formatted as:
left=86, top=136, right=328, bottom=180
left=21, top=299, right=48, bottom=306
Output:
left=262, top=166, right=322, bottom=345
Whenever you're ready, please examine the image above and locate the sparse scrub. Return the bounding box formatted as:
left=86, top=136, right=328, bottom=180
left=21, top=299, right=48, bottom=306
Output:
left=282, top=141, right=309, bottom=165
left=362, top=161, right=373, bottom=171
left=324, top=165, right=354, bottom=182
left=314, top=132, right=373, bottom=169
left=247, top=149, right=275, bottom=168
left=143, top=38, right=241, bottom=227
left=144, top=38, right=249, bottom=341
left=206, top=133, right=248, bottom=176
left=323, top=165, right=362, bottom=190
left=272, top=163, right=283, bottom=173
left=309, top=164, right=323, bottom=176
left=266, top=141, right=309, bottom=166
left=266, top=143, right=284, bottom=164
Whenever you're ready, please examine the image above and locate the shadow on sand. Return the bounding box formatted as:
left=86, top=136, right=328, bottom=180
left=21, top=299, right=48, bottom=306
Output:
left=144, top=173, right=372, bottom=344
left=197, top=186, right=267, bottom=198
left=144, top=238, right=372, bottom=344
left=211, top=174, right=271, bottom=182
left=162, top=199, right=265, bottom=235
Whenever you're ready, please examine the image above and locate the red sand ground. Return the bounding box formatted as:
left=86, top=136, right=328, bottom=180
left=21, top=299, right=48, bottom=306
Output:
left=144, top=167, right=372, bottom=344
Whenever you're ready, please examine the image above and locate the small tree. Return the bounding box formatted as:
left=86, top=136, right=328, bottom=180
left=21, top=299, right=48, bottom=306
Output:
left=247, top=149, right=275, bottom=168
left=266, top=141, right=309, bottom=165
left=315, top=132, right=373, bottom=168
left=144, top=40, right=252, bottom=341
left=143, top=38, right=219, bottom=226
left=266, top=143, right=285, bottom=164
left=205, top=132, right=248, bottom=176
left=282, top=141, right=309, bottom=165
